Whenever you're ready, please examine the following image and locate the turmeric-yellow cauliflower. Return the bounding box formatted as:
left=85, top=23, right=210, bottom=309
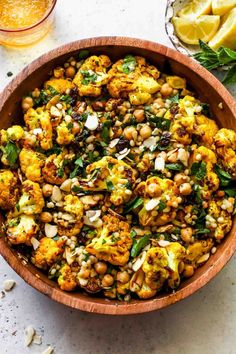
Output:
left=214, top=128, right=236, bottom=179
left=58, top=264, right=77, bottom=291
left=135, top=176, right=180, bottom=226
left=77, top=156, right=136, bottom=206
left=73, top=55, right=111, bottom=97
left=32, top=237, right=65, bottom=269
left=107, top=56, right=160, bottom=105
left=6, top=214, right=39, bottom=245
left=141, top=243, right=185, bottom=291
left=186, top=239, right=214, bottom=267
left=86, top=215, right=132, bottom=266
left=0, top=170, right=19, bottom=210
left=208, top=198, right=234, bottom=240
left=45, top=78, right=74, bottom=94
left=57, top=195, right=84, bottom=237
left=24, top=107, right=53, bottom=150
left=56, top=121, right=75, bottom=145
left=42, top=152, right=67, bottom=185
left=19, top=148, right=45, bottom=182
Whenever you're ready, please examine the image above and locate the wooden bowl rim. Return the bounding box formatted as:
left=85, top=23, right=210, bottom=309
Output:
left=0, top=36, right=236, bottom=315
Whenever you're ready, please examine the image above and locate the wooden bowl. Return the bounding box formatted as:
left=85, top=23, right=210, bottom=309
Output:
left=0, top=37, right=236, bottom=315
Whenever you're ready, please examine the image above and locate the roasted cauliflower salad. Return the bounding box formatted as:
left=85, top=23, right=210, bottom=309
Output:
left=1, top=52, right=236, bottom=301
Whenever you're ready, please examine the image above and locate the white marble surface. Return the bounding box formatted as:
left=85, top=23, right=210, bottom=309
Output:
left=0, top=1, right=236, bottom=353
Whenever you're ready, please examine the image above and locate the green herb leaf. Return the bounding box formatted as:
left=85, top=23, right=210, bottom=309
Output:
left=106, top=180, right=114, bottom=191
left=165, top=163, right=184, bottom=171
left=201, top=103, right=211, bottom=117
left=195, top=228, right=211, bottom=235
left=148, top=116, right=171, bottom=131
left=78, top=49, right=90, bottom=60
left=131, top=235, right=150, bottom=258
left=169, top=93, right=179, bottom=104
left=101, top=120, right=111, bottom=144
left=60, top=94, right=73, bottom=104
left=130, top=230, right=137, bottom=238
left=80, top=70, right=98, bottom=85
left=224, top=187, right=236, bottom=197
left=191, top=161, right=207, bottom=180
left=67, top=122, right=74, bottom=130
left=122, top=55, right=137, bottom=74
left=222, top=64, right=236, bottom=85
left=5, top=141, right=20, bottom=166
left=75, top=157, right=83, bottom=167
left=158, top=200, right=166, bottom=212
left=214, top=165, right=232, bottom=187
left=124, top=197, right=143, bottom=214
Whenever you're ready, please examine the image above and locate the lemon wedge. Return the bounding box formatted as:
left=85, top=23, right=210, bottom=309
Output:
left=212, top=0, right=236, bottom=16
left=178, top=0, right=212, bottom=18
left=209, top=8, right=236, bottom=49
left=172, top=16, right=220, bottom=45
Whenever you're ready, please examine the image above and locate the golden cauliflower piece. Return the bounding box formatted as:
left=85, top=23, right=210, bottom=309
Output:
left=186, top=239, right=213, bottom=267
left=32, top=237, right=64, bottom=269
left=208, top=199, right=233, bottom=240
left=19, top=148, right=45, bottom=182
left=6, top=125, right=25, bottom=141
left=73, top=55, right=111, bottom=97
left=107, top=56, right=160, bottom=105
left=136, top=176, right=180, bottom=227
left=190, top=146, right=219, bottom=200
left=0, top=170, right=19, bottom=210
left=77, top=156, right=136, bottom=206
left=24, top=107, right=53, bottom=150
left=195, top=114, right=219, bottom=147
left=214, top=128, right=236, bottom=179
left=6, top=214, right=39, bottom=246
left=11, top=180, right=44, bottom=216
left=166, top=75, right=186, bottom=89
left=58, top=264, right=77, bottom=291
left=141, top=243, right=185, bottom=291
left=42, top=152, right=67, bottom=185
left=86, top=215, right=132, bottom=266
left=45, top=78, right=74, bottom=94
left=56, top=121, right=75, bottom=145
left=129, top=269, right=157, bottom=299
left=57, top=195, right=84, bottom=237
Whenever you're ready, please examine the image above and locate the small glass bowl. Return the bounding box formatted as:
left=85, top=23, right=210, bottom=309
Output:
left=0, top=0, right=57, bottom=47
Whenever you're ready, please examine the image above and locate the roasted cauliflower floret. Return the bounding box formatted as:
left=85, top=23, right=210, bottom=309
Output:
left=11, top=180, right=44, bottom=216
left=56, top=121, right=75, bottom=145
left=166, top=75, right=186, bottom=89
left=73, top=55, right=111, bottom=97
left=195, top=114, right=219, bottom=147
left=86, top=215, right=132, bottom=266
left=141, top=243, right=185, bottom=292
left=0, top=170, right=19, bottom=210
left=77, top=156, right=136, bottom=206
left=58, top=264, right=77, bottom=291
left=135, top=176, right=181, bottom=227
left=186, top=239, right=214, bottom=267
left=6, top=125, right=25, bottom=141
left=42, top=152, right=67, bottom=185
left=57, top=195, right=84, bottom=237
left=45, top=78, right=74, bottom=94
left=107, top=56, right=160, bottom=105
left=6, top=214, right=39, bottom=245
left=214, top=128, right=236, bottom=179
left=24, top=107, right=53, bottom=150
left=32, top=237, right=64, bottom=269
left=190, top=146, right=219, bottom=200
left=208, top=198, right=234, bottom=240
left=19, top=148, right=45, bottom=182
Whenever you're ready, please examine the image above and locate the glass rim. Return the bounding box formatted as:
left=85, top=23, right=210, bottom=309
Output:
left=0, top=0, right=57, bottom=33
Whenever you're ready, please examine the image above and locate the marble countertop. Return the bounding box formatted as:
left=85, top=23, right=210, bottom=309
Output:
left=0, top=1, right=236, bottom=353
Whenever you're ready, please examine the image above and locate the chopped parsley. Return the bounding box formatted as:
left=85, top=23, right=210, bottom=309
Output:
left=4, top=141, right=20, bottom=166
left=81, top=70, right=98, bottom=85
left=124, top=197, right=143, bottom=214
left=191, top=161, right=207, bottom=180
left=121, top=55, right=137, bottom=74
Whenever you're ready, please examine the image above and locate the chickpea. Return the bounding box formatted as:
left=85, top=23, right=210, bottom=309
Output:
left=174, top=173, right=187, bottom=185
left=72, top=122, right=81, bottom=135
left=102, top=274, right=114, bottom=287
left=79, top=269, right=90, bottom=279
left=22, top=96, right=33, bottom=111
left=139, top=125, right=152, bottom=140
left=181, top=227, right=193, bottom=243
left=183, top=264, right=194, bottom=278
left=133, top=109, right=145, bottom=122
left=42, top=184, right=53, bottom=197
left=123, top=126, right=137, bottom=141
left=153, top=98, right=165, bottom=107
left=32, top=88, right=40, bottom=98
left=179, top=182, right=192, bottom=196
left=65, top=66, right=76, bottom=79
left=117, top=271, right=130, bottom=284
left=147, top=183, right=162, bottom=198
left=94, top=262, right=107, bottom=275
left=160, top=83, right=173, bottom=97
left=53, top=67, right=65, bottom=78
left=167, top=152, right=178, bottom=163
left=40, top=212, right=53, bottom=223
left=178, top=261, right=185, bottom=274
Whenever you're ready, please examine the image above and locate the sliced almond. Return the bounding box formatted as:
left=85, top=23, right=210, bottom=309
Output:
left=3, top=279, right=16, bottom=292
left=154, top=156, right=165, bottom=171
left=86, top=210, right=101, bottom=222
left=45, top=224, right=58, bottom=238
left=65, top=246, right=76, bottom=265
left=197, top=253, right=210, bottom=265
left=80, top=195, right=98, bottom=206
left=157, top=240, right=171, bottom=247
left=60, top=179, right=72, bottom=192
left=42, top=346, right=54, bottom=354
left=132, top=251, right=147, bottom=272
left=84, top=216, right=103, bottom=228
left=50, top=106, right=62, bottom=118
left=31, top=237, right=40, bottom=250
left=85, top=114, right=99, bottom=130
left=109, top=138, right=120, bottom=148
left=145, top=198, right=160, bottom=211
left=33, top=334, right=42, bottom=345
left=52, top=185, right=62, bottom=202
left=24, top=326, right=35, bottom=347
